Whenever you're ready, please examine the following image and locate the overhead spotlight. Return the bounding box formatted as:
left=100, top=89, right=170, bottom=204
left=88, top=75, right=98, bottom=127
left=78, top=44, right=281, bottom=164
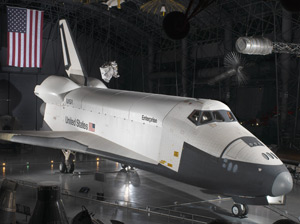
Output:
left=160, top=5, right=166, bottom=16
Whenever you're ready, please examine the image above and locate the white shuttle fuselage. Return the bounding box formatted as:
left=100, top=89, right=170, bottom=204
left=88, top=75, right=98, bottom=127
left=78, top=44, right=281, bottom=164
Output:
left=34, top=74, right=292, bottom=200
left=0, top=19, right=293, bottom=213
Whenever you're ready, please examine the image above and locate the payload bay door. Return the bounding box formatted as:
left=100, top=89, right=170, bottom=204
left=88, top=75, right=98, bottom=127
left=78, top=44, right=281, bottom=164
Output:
left=158, top=103, right=190, bottom=172
left=158, top=124, right=184, bottom=172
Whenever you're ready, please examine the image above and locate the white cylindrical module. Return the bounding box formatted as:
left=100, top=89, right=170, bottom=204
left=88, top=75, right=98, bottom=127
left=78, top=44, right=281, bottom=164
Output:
left=235, top=37, right=273, bottom=55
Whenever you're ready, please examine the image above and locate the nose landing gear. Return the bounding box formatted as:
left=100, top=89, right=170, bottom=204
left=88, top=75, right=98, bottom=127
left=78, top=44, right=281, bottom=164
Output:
left=59, top=149, right=76, bottom=173
left=231, top=203, right=248, bottom=217
left=121, top=164, right=134, bottom=171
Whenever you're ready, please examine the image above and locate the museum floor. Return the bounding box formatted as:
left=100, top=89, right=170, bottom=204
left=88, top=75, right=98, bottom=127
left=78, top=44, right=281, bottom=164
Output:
left=0, top=145, right=299, bottom=224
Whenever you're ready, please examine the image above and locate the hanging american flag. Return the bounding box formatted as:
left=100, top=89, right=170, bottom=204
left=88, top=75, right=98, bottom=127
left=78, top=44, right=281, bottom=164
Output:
left=7, top=6, right=44, bottom=68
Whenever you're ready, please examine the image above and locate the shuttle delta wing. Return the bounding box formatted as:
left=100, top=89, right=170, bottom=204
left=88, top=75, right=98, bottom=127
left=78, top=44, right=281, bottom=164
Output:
left=0, top=131, right=157, bottom=165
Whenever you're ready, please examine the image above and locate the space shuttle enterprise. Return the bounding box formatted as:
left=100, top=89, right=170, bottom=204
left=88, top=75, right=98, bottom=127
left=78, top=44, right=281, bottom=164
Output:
left=0, top=19, right=293, bottom=217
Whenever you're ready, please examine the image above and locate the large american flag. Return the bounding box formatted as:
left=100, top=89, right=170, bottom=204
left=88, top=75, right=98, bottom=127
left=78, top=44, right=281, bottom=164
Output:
left=7, top=6, right=44, bottom=68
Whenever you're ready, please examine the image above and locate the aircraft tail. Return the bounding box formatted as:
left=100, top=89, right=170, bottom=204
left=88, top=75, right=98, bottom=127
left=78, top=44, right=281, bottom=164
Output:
left=59, top=19, right=88, bottom=86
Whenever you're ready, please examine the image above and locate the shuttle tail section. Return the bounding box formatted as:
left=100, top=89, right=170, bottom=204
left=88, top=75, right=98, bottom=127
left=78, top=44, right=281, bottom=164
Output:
left=59, top=19, right=107, bottom=89
left=59, top=19, right=88, bottom=86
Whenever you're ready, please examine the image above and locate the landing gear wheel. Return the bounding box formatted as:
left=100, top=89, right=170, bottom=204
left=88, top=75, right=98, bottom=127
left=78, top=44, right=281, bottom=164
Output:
left=66, top=162, right=75, bottom=173
left=59, top=162, right=66, bottom=173
left=121, top=164, right=134, bottom=171
left=121, top=164, right=128, bottom=169
left=232, top=204, right=248, bottom=217
left=232, top=204, right=243, bottom=217
left=242, top=204, right=249, bottom=216
left=60, top=149, right=76, bottom=173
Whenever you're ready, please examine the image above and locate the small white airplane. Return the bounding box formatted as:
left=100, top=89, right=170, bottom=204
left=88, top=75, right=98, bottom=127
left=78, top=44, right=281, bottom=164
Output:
left=0, top=19, right=293, bottom=217
left=102, top=0, right=125, bottom=10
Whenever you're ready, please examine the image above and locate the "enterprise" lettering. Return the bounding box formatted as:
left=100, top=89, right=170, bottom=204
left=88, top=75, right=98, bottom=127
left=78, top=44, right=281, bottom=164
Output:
left=142, top=115, right=157, bottom=123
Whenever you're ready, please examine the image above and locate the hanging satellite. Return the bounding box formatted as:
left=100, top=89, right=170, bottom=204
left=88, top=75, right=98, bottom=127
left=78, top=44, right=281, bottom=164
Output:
left=140, top=0, right=185, bottom=17
left=100, top=61, right=119, bottom=83
left=208, top=52, right=248, bottom=85
left=236, top=36, right=300, bottom=55
left=163, top=0, right=215, bottom=40
left=102, top=0, right=124, bottom=10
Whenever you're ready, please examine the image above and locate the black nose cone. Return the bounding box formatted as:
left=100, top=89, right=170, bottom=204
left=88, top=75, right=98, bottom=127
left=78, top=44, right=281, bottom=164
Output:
left=271, top=172, right=293, bottom=196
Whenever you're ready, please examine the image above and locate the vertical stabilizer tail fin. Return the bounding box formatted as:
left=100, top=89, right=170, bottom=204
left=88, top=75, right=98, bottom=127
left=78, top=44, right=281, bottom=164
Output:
left=59, top=19, right=87, bottom=86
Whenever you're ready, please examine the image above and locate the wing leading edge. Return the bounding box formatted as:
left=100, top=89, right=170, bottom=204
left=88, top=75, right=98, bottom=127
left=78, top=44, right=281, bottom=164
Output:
left=0, top=131, right=157, bottom=165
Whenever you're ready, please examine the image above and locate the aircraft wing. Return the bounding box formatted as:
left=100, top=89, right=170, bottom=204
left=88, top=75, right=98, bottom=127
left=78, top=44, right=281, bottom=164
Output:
left=0, top=131, right=157, bottom=165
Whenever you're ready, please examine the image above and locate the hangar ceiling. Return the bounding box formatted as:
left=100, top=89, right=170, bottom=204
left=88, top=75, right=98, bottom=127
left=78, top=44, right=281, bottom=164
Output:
left=1, top=0, right=298, bottom=90
left=2, top=0, right=297, bottom=90
left=1, top=0, right=297, bottom=56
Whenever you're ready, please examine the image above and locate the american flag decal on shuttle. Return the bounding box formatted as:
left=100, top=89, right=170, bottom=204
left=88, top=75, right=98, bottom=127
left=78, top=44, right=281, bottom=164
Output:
left=89, top=122, right=95, bottom=132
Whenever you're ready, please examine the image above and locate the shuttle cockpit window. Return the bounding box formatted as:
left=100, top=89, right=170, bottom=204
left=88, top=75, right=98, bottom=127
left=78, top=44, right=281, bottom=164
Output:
left=213, top=111, right=225, bottom=122
left=188, top=110, right=201, bottom=125
left=200, top=111, right=213, bottom=124
left=188, top=110, right=237, bottom=126
left=226, top=111, right=236, bottom=121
